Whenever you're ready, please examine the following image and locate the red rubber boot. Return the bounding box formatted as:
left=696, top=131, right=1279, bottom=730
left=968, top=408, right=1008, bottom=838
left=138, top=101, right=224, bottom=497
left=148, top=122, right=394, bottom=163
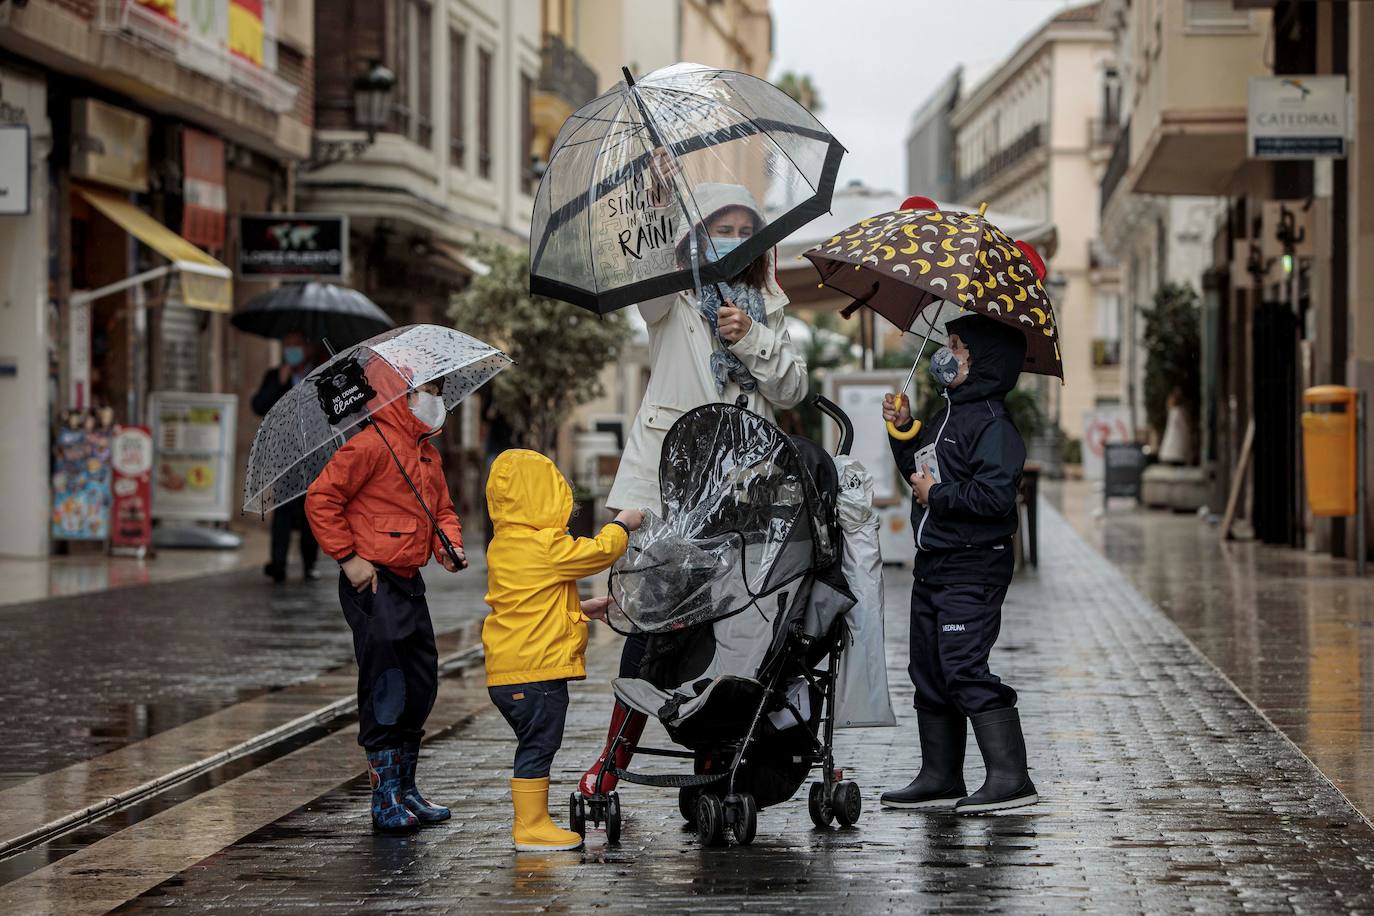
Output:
left=578, top=701, right=647, bottom=797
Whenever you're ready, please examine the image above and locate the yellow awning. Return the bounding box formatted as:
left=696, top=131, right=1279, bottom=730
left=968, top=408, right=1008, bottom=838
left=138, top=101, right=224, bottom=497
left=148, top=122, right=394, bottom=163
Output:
left=76, top=185, right=233, bottom=313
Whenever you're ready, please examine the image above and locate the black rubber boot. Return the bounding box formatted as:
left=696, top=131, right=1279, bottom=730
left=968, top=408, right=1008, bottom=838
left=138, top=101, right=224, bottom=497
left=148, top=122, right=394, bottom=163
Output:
left=880, top=709, right=968, bottom=810
left=955, top=707, right=1038, bottom=814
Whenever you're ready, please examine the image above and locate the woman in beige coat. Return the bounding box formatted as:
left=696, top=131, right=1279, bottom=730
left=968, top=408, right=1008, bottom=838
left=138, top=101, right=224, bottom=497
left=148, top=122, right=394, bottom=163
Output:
left=579, top=180, right=809, bottom=798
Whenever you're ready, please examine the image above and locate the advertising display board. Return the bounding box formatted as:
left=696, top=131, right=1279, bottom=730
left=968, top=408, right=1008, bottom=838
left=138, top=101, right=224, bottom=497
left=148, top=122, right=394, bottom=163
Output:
left=149, top=392, right=238, bottom=522
left=111, top=425, right=155, bottom=554
left=51, top=422, right=113, bottom=541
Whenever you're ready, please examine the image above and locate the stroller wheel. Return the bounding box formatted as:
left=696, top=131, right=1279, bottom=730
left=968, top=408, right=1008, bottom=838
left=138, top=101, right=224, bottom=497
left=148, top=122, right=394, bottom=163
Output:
left=729, top=793, right=758, bottom=846
left=678, top=787, right=700, bottom=825
left=606, top=792, right=622, bottom=845
left=834, top=780, right=862, bottom=828
left=569, top=792, right=586, bottom=838
left=696, top=794, right=727, bottom=847
left=808, top=781, right=835, bottom=828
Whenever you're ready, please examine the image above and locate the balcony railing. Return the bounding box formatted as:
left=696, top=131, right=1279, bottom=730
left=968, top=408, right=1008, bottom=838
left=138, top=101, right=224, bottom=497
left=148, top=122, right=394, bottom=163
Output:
left=1090, top=117, right=1121, bottom=149
left=1099, top=118, right=1131, bottom=215
left=952, top=124, right=1043, bottom=200
left=96, top=0, right=298, bottom=114
left=538, top=33, right=599, bottom=111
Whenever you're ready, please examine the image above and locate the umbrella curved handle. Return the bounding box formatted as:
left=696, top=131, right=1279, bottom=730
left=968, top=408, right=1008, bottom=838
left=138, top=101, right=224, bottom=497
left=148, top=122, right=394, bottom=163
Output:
left=887, top=393, right=922, bottom=441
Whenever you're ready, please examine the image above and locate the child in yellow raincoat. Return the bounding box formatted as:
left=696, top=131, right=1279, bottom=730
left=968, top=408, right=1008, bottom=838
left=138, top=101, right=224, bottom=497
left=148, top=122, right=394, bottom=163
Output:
left=482, top=449, right=644, bottom=851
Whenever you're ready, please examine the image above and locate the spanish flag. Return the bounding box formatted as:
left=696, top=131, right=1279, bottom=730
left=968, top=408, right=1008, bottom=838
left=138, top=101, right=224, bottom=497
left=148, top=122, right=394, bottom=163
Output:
left=138, top=0, right=176, bottom=20
left=228, top=0, right=264, bottom=66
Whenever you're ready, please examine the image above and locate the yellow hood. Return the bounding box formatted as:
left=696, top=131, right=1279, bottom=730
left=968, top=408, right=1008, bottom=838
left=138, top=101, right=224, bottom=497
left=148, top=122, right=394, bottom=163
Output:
left=486, top=449, right=573, bottom=531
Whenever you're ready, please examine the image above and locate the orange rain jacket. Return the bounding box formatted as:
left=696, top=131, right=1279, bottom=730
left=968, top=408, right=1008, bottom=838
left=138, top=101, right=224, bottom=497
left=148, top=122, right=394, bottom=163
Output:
left=305, top=398, right=463, bottom=578
left=482, top=449, right=629, bottom=687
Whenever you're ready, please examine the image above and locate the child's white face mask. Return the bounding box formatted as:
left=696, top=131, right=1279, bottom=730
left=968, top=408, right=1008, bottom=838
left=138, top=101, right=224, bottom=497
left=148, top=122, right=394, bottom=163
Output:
left=409, top=391, right=446, bottom=431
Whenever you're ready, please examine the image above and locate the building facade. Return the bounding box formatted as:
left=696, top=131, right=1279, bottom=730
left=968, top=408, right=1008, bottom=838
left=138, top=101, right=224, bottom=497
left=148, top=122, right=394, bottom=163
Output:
left=905, top=67, right=962, bottom=202
left=1097, top=0, right=1374, bottom=563
left=948, top=2, right=1118, bottom=443
left=0, top=0, right=314, bottom=557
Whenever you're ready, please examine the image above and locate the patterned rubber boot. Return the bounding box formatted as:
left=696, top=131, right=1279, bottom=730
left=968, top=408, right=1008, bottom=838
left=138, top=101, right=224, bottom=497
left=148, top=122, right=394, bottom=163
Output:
left=366, top=748, right=420, bottom=833
left=578, top=701, right=647, bottom=797
left=400, top=741, right=451, bottom=824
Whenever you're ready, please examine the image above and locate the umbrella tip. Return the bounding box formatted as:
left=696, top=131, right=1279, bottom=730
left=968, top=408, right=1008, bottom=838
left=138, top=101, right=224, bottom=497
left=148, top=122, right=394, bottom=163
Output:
left=978, top=201, right=989, bottom=217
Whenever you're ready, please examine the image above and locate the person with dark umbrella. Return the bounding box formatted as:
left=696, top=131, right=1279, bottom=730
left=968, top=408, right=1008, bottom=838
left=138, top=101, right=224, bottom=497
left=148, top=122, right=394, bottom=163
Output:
left=252, top=330, right=320, bottom=583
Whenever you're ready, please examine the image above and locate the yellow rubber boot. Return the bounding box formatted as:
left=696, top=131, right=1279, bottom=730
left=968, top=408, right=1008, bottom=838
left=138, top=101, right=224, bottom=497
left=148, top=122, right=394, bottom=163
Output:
left=511, top=777, right=584, bottom=851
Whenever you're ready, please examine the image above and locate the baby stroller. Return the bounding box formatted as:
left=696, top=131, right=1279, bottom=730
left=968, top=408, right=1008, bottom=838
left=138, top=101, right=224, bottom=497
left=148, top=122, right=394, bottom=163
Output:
left=573, top=396, right=866, bottom=847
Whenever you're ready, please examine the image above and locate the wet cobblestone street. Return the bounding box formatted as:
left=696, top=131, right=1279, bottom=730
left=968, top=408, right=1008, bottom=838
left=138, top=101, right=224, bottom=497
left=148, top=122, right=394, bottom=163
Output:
left=74, top=507, right=1374, bottom=914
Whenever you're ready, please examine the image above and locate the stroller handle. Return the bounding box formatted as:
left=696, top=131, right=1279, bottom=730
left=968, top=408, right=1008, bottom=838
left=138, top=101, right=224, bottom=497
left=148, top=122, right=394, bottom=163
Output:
left=812, top=394, right=853, bottom=456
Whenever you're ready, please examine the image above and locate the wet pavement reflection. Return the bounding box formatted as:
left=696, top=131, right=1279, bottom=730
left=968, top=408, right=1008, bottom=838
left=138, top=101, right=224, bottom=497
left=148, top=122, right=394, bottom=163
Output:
left=109, top=508, right=1374, bottom=912
left=1051, top=481, right=1374, bottom=821
left=0, top=556, right=490, bottom=790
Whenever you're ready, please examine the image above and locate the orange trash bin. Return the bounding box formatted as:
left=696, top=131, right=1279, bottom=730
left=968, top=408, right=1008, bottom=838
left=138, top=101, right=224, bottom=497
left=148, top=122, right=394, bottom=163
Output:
left=1302, top=385, right=1358, bottom=517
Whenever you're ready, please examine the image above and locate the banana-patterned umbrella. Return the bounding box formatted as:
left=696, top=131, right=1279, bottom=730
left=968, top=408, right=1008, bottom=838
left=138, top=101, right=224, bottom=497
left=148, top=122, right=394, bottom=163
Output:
left=803, top=197, right=1062, bottom=379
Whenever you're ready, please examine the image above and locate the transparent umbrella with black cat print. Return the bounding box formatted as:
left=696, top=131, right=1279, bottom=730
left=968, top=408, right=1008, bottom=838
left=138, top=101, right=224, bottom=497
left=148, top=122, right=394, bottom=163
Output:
left=242, top=324, right=511, bottom=567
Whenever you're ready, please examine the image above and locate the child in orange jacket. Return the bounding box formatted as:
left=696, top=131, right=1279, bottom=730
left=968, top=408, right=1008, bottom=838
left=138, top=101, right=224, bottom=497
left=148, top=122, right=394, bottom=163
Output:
left=482, top=449, right=643, bottom=850
left=306, top=381, right=463, bottom=834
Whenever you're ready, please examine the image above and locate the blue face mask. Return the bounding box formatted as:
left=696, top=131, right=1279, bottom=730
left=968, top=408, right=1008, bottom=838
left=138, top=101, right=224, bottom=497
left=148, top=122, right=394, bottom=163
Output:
left=284, top=345, right=306, bottom=367
left=704, top=236, right=746, bottom=262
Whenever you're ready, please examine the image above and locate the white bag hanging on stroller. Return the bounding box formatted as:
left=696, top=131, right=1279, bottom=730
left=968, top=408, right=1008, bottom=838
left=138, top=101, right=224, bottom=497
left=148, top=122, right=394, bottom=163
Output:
left=833, top=456, right=896, bottom=728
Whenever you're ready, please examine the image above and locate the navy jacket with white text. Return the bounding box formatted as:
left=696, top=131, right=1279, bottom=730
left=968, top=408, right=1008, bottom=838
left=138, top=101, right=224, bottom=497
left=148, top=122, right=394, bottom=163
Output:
left=890, top=313, right=1028, bottom=587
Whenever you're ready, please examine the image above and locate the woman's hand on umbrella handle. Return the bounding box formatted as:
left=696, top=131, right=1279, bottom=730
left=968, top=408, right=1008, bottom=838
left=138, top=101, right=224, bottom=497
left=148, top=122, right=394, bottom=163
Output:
left=717, top=304, right=752, bottom=344
left=885, top=393, right=921, bottom=441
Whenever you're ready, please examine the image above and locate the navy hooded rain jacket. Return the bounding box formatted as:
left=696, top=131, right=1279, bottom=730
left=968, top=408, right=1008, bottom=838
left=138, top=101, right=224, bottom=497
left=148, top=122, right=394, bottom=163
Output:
left=890, top=313, right=1028, bottom=587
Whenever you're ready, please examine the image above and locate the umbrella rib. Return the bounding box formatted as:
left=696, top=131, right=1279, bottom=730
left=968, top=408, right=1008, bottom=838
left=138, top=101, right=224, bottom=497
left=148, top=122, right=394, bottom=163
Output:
left=584, top=92, right=631, bottom=302
left=640, top=83, right=824, bottom=198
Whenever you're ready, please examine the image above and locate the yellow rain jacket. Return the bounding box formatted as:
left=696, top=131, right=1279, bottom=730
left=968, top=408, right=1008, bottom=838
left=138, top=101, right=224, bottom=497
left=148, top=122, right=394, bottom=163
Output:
left=482, top=449, right=630, bottom=687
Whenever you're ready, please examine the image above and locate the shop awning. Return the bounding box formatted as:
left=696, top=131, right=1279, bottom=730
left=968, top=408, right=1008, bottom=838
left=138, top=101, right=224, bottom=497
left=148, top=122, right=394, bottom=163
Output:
left=432, top=240, right=491, bottom=278
left=74, top=185, right=233, bottom=312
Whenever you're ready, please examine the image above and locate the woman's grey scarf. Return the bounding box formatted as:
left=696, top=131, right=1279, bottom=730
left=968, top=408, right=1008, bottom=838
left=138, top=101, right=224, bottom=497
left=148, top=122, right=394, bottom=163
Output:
left=696, top=280, right=768, bottom=394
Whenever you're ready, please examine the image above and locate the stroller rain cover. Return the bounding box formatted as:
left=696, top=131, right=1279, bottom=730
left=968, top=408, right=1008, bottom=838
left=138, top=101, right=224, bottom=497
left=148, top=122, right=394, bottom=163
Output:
left=609, top=404, right=835, bottom=635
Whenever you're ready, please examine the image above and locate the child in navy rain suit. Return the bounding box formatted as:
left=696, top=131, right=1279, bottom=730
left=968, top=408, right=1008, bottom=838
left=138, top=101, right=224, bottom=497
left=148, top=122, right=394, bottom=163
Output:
left=879, top=312, right=1038, bottom=815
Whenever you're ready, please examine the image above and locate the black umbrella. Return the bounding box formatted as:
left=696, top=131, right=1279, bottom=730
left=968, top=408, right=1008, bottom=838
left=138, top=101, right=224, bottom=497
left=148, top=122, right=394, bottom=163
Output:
left=231, top=282, right=395, bottom=348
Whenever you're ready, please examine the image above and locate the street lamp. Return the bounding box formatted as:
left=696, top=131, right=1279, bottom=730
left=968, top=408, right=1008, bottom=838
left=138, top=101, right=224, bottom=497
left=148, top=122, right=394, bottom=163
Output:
left=307, top=60, right=396, bottom=170
left=353, top=60, right=396, bottom=142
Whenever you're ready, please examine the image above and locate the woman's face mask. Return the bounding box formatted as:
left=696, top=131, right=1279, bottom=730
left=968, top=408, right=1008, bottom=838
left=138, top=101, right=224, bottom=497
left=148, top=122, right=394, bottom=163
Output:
left=928, top=345, right=970, bottom=389
left=409, top=391, right=447, bottom=431
left=704, top=236, right=746, bottom=262
left=283, top=345, right=306, bottom=367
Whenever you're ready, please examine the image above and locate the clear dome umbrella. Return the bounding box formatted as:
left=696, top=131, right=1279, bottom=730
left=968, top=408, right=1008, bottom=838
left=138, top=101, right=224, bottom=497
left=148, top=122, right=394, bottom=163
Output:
left=530, top=62, right=845, bottom=314
left=243, top=324, right=511, bottom=565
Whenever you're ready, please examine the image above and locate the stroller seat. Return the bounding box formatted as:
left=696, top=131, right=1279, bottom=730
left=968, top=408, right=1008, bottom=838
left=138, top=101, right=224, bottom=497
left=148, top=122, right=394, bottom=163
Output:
left=612, top=578, right=797, bottom=729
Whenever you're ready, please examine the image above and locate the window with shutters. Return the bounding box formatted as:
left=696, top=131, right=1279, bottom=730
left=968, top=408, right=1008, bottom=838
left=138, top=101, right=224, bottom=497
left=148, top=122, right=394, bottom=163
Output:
left=478, top=46, right=493, bottom=180
left=520, top=72, right=534, bottom=194
left=449, top=28, right=467, bottom=167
